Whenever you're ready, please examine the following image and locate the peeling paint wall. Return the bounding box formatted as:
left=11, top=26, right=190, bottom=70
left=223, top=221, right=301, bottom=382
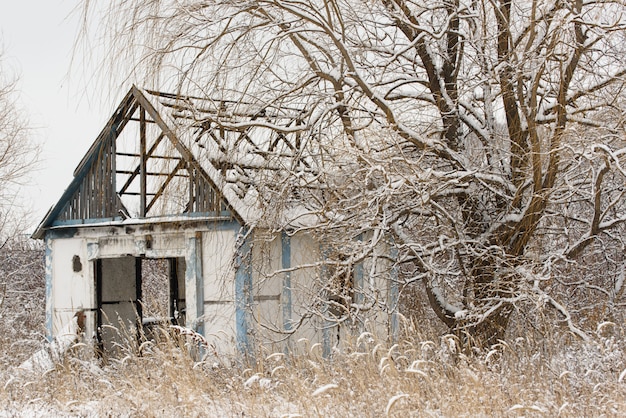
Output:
left=50, top=238, right=95, bottom=340
left=201, top=227, right=238, bottom=356
left=250, top=232, right=284, bottom=354
left=244, top=230, right=325, bottom=355
left=46, top=220, right=241, bottom=356
left=289, top=232, right=323, bottom=350
left=45, top=220, right=396, bottom=360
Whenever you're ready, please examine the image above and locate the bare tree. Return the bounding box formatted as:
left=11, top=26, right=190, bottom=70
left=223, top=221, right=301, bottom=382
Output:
left=85, top=0, right=626, bottom=345
left=0, top=51, right=38, bottom=242
left=0, top=50, right=43, bottom=363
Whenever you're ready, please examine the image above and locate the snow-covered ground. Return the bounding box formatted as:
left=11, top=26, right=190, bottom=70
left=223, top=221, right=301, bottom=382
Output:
left=2, top=326, right=626, bottom=417
left=1, top=242, right=625, bottom=417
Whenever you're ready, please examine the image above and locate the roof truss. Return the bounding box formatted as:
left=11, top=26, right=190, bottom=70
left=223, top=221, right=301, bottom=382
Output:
left=34, top=86, right=314, bottom=238
left=35, top=87, right=235, bottom=237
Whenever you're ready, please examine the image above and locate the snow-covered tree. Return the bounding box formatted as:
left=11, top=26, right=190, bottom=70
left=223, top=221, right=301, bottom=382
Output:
left=0, top=51, right=38, bottom=241
left=86, top=0, right=626, bottom=345
left=0, top=49, right=42, bottom=363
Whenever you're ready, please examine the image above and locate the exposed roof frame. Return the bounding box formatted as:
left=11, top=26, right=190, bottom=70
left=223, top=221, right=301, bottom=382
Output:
left=32, top=86, right=247, bottom=239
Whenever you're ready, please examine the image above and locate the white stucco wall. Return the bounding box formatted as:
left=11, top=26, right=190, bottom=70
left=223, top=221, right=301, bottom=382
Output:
left=47, top=220, right=242, bottom=357
left=201, top=227, right=238, bottom=356
left=50, top=238, right=95, bottom=339
left=250, top=233, right=284, bottom=353
left=45, top=220, right=396, bottom=360
left=288, top=232, right=324, bottom=351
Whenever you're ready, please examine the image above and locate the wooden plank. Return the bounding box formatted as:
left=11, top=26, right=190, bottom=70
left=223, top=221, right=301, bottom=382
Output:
left=78, top=183, right=84, bottom=220
left=188, top=164, right=195, bottom=212
left=132, top=86, right=244, bottom=223
left=111, top=133, right=117, bottom=216
left=128, top=117, right=157, bottom=124
left=98, top=144, right=103, bottom=217
left=116, top=169, right=185, bottom=177
left=102, top=141, right=108, bottom=217
left=198, top=174, right=205, bottom=211
left=122, top=192, right=158, bottom=196
left=140, top=107, right=147, bottom=217
left=146, top=159, right=186, bottom=214
left=118, top=133, right=166, bottom=195
left=116, top=152, right=179, bottom=160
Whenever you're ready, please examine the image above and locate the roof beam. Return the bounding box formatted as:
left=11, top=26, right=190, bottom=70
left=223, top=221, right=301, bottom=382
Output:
left=118, top=132, right=167, bottom=195
left=146, top=159, right=187, bottom=213
left=131, top=85, right=245, bottom=224
left=140, top=107, right=147, bottom=217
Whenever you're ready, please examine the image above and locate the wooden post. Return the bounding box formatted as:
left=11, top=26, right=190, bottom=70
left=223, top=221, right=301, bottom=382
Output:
left=111, top=128, right=117, bottom=217
left=140, top=107, right=147, bottom=217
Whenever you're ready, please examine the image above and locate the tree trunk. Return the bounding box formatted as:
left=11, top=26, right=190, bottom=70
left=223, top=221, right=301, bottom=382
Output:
left=455, top=254, right=516, bottom=347
left=461, top=304, right=513, bottom=348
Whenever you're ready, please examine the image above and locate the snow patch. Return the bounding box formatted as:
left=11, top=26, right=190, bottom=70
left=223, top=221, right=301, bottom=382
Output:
left=312, top=383, right=338, bottom=396
left=19, top=313, right=83, bottom=373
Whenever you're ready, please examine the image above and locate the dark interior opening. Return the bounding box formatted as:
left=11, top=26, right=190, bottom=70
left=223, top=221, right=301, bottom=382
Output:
left=95, top=256, right=186, bottom=356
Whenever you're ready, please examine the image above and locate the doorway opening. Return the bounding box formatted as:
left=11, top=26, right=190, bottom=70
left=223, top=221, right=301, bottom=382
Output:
left=95, top=256, right=186, bottom=355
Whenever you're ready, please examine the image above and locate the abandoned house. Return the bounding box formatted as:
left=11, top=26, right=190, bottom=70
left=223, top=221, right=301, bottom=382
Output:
left=32, top=86, right=399, bottom=359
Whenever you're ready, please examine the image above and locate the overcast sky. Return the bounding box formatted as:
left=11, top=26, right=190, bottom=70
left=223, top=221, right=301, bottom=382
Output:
left=0, top=1, right=121, bottom=230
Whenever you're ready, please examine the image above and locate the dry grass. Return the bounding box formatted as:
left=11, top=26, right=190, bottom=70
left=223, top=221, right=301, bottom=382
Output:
left=1, top=323, right=625, bottom=417
left=1, top=244, right=625, bottom=416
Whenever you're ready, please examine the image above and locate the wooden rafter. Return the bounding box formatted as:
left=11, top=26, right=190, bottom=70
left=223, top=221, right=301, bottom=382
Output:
left=130, top=85, right=245, bottom=223
left=146, top=159, right=187, bottom=214
left=118, top=132, right=167, bottom=195
left=32, top=86, right=256, bottom=239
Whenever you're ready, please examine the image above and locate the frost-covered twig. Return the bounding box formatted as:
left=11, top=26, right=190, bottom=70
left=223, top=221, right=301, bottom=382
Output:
left=533, top=288, right=589, bottom=341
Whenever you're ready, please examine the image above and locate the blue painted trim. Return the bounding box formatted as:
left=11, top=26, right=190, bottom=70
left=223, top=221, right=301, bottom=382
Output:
left=50, top=213, right=236, bottom=228
left=322, top=321, right=332, bottom=358
left=51, top=217, right=122, bottom=227
left=353, top=262, right=364, bottom=305
left=320, top=245, right=332, bottom=358
left=281, top=232, right=292, bottom=332
left=194, top=236, right=205, bottom=337
left=44, top=236, right=53, bottom=341
left=235, top=229, right=252, bottom=356
left=390, top=244, right=399, bottom=343
left=354, top=234, right=364, bottom=306
left=353, top=235, right=364, bottom=339
left=199, top=219, right=241, bottom=231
